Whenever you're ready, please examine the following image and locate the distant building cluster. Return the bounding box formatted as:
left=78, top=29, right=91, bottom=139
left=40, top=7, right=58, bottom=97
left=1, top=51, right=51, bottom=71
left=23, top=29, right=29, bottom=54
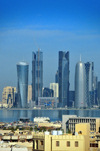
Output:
left=1, top=50, right=100, bottom=108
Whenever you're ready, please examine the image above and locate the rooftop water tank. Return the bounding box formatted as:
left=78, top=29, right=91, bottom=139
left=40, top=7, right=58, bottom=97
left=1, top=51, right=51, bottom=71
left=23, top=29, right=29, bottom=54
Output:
left=51, top=130, right=57, bottom=135
left=57, top=130, right=62, bottom=135
left=44, top=131, right=50, bottom=135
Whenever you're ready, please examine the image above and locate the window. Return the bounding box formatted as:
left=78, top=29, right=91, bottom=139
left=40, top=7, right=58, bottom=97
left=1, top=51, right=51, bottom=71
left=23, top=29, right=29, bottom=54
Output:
left=36, top=140, right=38, bottom=149
left=56, top=141, right=59, bottom=147
left=33, top=140, right=35, bottom=149
left=75, top=141, right=78, bottom=147
left=67, top=141, right=70, bottom=147
left=40, top=141, right=44, bottom=145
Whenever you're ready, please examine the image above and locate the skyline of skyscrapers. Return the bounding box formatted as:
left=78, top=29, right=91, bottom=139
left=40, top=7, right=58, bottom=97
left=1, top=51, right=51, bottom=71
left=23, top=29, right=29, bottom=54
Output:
left=32, top=49, right=43, bottom=105
left=1, top=50, right=100, bottom=109
left=17, top=61, right=29, bottom=108
left=58, top=51, right=70, bottom=107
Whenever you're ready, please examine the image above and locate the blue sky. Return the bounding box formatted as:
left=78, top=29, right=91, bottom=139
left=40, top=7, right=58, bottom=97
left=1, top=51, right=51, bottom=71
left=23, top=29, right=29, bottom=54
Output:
left=0, top=0, right=100, bottom=100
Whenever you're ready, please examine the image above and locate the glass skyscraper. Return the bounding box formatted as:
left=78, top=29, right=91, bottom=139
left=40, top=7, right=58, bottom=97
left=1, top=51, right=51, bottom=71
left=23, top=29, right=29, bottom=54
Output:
left=85, top=62, right=94, bottom=107
left=17, top=61, right=29, bottom=108
left=93, top=76, right=98, bottom=105
left=58, top=51, right=69, bottom=107
left=75, top=60, right=94, bottom=108
left=75, top=60, right=86, bottom=108
left=32, top=50, right=43, bottom=105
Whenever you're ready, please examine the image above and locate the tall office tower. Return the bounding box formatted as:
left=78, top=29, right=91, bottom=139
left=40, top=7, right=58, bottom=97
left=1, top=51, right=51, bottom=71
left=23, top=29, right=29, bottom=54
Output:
left=28, top=85, right=32, bottom=103
left=84, top=62, right=94, bottom=107
left=93, top=76, right=98, bottom=105
left=97, top=81, right=100, bottom=106
left=75, top=60, right=86, bottom=108
left=55, top=70, right=59, bottom=83
left=50, top=83, right=59, bottom=97
left=17, top=61, right=29, bottom=108
left=58, top=51, right=69, bottom=107
left=2, top=86, right=16, bottom=107
left=32, top=50, right=43, bottom=105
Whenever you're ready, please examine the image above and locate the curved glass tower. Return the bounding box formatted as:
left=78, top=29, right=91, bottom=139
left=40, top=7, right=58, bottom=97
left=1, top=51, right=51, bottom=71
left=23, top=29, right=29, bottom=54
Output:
left=17, top=61, right=29, bottom=108
left=75, top=61, right=86, bottom=108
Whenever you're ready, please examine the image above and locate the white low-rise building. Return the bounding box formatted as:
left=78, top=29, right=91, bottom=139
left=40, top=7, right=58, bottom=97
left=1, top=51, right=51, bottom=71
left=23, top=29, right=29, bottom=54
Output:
left=34, top=117, right=50, bottom=123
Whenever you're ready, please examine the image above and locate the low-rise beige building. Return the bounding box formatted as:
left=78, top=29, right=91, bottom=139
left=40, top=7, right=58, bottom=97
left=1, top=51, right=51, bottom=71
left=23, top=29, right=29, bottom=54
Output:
left=33, top=123, right=90, bottom=151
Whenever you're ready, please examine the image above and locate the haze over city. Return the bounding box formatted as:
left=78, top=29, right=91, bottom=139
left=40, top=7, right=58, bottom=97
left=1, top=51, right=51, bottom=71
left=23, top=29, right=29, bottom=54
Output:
left=0, top=0, right=100, bottom=100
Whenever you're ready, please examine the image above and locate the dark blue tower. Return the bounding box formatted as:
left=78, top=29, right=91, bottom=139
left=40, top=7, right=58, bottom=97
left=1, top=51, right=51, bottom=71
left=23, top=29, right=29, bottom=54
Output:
left=58, top=51, right=69, bottom=107
left=32, top=49, right=43, bottom=105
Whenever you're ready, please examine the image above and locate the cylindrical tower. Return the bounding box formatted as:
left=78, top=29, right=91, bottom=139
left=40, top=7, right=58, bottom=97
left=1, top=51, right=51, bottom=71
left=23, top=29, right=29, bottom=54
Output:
left=17, top=61, right=29, bottom=108
left=75, top=61, right=86, bottom=108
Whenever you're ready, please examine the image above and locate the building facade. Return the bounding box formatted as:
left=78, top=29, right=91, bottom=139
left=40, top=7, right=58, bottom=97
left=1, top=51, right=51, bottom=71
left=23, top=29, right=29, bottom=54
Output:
left=43, top=88, right=54, bottom=97
left=50, top=83, right=59, bottom=98
left=33, top=124, right=90, bottom=151
left=38, top=97, right=58, bottom=108
left=32, top=50, right=43, bottom=105
left=17, top=61, right=29, bottom=108
left=58, top=51, right=69, bottom=107
left=84, top=62, right=94, bottom=108
left=62, top=115, right=100, bottom=133
left=28, top=85, right=32, bottom=103
left=93, top=76, right=98, bottom=105
left=97, top=81, right=100, bottom=106
left=2, top=86, right=16, bottom=107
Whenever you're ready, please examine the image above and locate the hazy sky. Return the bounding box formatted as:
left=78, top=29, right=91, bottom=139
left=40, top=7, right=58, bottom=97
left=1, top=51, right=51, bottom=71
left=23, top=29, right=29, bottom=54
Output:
left=0, top=0, right=100, bottom=100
